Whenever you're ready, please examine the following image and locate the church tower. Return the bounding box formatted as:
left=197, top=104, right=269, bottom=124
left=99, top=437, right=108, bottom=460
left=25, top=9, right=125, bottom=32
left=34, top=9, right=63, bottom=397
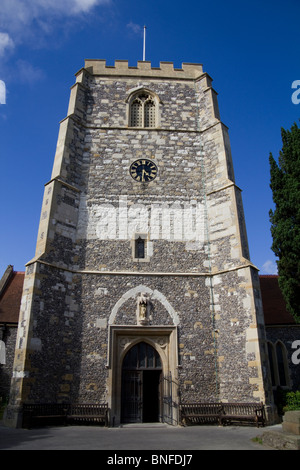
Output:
left=6, top=60, right=274, bottom=427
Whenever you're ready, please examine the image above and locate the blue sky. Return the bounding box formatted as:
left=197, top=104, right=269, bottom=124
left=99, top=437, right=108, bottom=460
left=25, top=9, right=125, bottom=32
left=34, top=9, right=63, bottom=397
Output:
left=0, top=0, right=299, bottom=276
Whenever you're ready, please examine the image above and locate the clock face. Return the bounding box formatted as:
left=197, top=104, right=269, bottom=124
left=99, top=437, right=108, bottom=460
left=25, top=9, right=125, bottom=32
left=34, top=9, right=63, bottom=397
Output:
left=129, top=159, right=157, bottom=182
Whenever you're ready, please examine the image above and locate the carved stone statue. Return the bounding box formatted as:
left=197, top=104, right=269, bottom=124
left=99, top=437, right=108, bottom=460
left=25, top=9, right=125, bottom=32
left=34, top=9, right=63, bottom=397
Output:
left=137, top=293, right=150, bottom=325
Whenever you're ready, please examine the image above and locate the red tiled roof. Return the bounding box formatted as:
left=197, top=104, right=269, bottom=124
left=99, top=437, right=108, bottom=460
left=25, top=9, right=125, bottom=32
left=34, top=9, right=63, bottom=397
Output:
left=0, top=271, right=24, bottom=323
left=259, top=275, right=296, bottom=325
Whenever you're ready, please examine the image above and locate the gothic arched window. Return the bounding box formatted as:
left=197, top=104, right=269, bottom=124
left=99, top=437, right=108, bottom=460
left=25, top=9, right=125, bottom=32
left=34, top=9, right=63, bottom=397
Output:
left=276, top=341, right=288, bottom=387
left=267, top=342, right=276, bottom=387
left=267, top=340, right=290, bottom=388
left=129, top=91, right=157, bottom=128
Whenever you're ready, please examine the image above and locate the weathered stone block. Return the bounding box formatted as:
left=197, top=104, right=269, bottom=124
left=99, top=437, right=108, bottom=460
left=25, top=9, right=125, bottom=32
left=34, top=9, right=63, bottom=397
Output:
left=283, top=411, right=300, bottom=435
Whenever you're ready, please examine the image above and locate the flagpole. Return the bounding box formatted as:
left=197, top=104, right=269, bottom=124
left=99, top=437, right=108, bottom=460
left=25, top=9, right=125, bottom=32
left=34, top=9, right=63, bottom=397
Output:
left=143, top=25, right=146, bottom=61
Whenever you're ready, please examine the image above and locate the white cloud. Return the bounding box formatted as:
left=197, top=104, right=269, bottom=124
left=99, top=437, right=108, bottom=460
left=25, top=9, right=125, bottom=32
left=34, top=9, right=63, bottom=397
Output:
left=16, top=60, right=45, bottom=83
left=73, top=0, right=110, bottom=13
left=0, top=0, right=111, bottom=38
left=0, top=0, right=111, bottom=75
left=261, top=259, right=278, bottom=275
left=0, top=33, right=14, bottom=57
left=126, top=22, right=143, bottom=35
left=0, top=0, right=110, bottom=21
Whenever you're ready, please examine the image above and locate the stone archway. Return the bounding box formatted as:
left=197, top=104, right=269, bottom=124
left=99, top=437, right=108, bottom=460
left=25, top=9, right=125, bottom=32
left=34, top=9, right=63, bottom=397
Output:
left=107, top=326, right=178, bottom=426
left=108, top=285, right=179, bottom=326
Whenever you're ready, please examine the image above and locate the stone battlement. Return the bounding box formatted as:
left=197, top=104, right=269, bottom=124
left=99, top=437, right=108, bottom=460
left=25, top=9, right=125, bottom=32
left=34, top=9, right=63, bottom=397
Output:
left=83, top=59, right=204, bottom=79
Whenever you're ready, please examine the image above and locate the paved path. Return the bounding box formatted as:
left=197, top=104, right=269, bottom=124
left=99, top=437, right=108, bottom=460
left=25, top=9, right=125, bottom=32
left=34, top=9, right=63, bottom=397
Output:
left=0, top=422, right=280, bottom=451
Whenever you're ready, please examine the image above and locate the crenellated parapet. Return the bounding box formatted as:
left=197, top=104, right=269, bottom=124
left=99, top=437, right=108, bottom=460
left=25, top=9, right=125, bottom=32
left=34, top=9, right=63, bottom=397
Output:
left=83, top=59, right=204, bottom=79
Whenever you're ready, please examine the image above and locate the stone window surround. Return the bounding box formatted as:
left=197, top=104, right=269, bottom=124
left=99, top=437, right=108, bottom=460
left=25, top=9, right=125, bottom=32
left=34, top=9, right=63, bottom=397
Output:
left=131, top=232, right=152, bottom=262
left=126, top=87, right=161, bottom=129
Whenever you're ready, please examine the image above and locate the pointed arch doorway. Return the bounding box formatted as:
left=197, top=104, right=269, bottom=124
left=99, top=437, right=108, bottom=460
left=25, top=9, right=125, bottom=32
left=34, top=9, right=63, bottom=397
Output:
left=121, top=342, right=162, bottom=423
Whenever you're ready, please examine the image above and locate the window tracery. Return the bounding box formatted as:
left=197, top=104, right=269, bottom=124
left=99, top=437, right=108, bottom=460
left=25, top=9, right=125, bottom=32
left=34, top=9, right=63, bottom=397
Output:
left=129, top=91, right=157, bottom=128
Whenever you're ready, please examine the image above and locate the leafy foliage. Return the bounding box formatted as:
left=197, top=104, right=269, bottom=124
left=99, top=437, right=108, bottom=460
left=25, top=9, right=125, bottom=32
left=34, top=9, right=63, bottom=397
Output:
left=284, top=391, right=300, bottom=412
left=275, top=388, right=300, bottom=414
left=269, top=122, right=300, bottom=323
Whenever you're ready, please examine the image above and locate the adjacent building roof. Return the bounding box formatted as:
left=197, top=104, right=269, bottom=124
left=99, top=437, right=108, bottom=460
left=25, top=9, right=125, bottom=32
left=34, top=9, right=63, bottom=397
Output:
left=259, top=275, right=296, bottom=325
left=0, top=266, right=24, bottom=324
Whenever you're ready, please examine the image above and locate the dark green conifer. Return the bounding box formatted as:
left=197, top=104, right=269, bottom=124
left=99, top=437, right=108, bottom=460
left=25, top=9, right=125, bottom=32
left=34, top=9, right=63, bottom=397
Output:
left=269, top=122, right=300, bottom=323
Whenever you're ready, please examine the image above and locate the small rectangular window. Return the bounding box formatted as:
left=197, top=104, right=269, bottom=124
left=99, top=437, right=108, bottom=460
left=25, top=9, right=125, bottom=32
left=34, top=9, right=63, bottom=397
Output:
left=135, top=237, right=145, bottom=259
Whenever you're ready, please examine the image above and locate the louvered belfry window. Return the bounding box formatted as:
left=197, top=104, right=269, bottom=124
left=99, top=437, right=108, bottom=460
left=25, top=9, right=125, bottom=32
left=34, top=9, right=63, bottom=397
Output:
left=130, top=92, right=156, bottom=127
left=131, top=99, right=143, bottom=127
left=144, top=99, right=155, bottom=127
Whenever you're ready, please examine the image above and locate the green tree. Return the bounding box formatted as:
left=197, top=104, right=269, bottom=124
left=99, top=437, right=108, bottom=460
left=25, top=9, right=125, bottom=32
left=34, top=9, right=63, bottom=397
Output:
left=269, top=122, right=300, bottom=323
